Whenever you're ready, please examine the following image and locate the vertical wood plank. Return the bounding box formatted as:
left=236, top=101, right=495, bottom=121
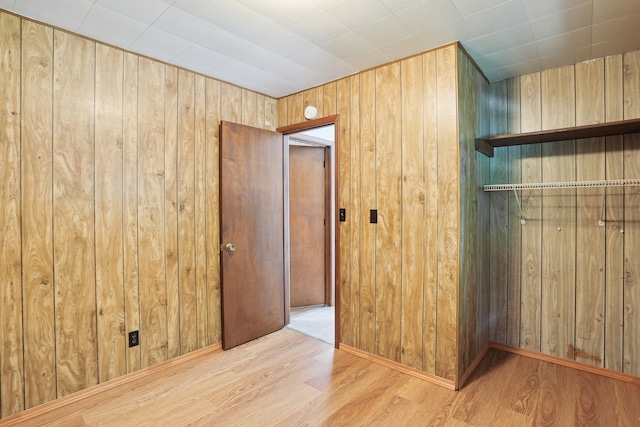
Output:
left=623, top=49, right=640, bottom=376
left=519, top=72, right=542, bottom=351
left=540, top=65, right=576, bottom=359
left=265, top=97, right=278, bottom=131
left=336, top=77, right=351, bottom=346
left=315, top=86, right=324, bottom=117
left=21, top=19, right=56, bottom=410
left=0, top=12, right=24, bottom=417
left=303, top=88, right=316, bottom=118
left=164, top=65, right=180, bottom=360
left=359, top=69, right=376, bottom=354
left=256, top=94, right=266, bottom=129
left=575, top=59, right=605, bottom=366
left=422, top=50, right=438, bottom=374
left=241, top=88, right=257, bottom=127
left=195, top=74, right=208, bottom=349
left=456, top=51, right=478, bottom=374
left=604, top=54, right=624, bottom=372
left=137, top=57, right=168, bottom=368
left=177, top=69, right=197, bottom=354
left=506, top=77, right=522, bottom=348
left=400, top=56, right=424, bottom=369
left=489, top=80, right=509, bottom=344
left=53, top=30, right=98, bottom=396
left=476, top=73, right=491, bottom=353
left=220, top=82, right=241, bottom=123
left=348, top=74, right=361, bottom=348
left=123, top=52, right=141, bottom=373
left=624, top=50, right=640, bottom=120
left=323, top=81, right=337, bottom=116
left=623, top=131, right=640, bottom=376
left=94, top=43, right=125, bottom=382
left=287, top=92, right=303, bottom=127
left=435, top=45, right=458, bottom=381
left=205, top=78, right=222, bottom=345
left=375, top=63, right=402, bottom=362
left=277, top=97, right=288, bottom=128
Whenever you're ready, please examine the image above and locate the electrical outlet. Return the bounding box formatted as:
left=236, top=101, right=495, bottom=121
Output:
left=128, top=330, right=139, bottom=347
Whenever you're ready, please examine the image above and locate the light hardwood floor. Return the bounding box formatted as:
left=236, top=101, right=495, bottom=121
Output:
left=2, top=329, right=639, bottom=426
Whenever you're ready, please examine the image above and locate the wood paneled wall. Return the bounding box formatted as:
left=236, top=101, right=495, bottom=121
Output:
left=278, top=44, right=486, bottom=385
left=0, top=11, right=277, bottom=417
left=457, top=48, right=491, bottom=379
left=487, top=50, right=640, bottom=376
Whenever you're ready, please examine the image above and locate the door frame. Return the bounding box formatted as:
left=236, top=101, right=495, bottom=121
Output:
left=277, top=115, right=340, bottom=348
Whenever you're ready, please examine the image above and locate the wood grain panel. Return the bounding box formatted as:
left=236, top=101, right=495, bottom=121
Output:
left=519, top=72, right=542, bottom=351
left=488, top=81, right=509, bottom=344
left=315, top=86, right=324, bottom=117
left=256, top=94, right=266, bottom=129
left=506, top=77, right=522, bottom=348
left=457, top=51, right=479, bottom=374
left=400, top=56, right=424, bottom=369
left=122, top=52, right=141, bottom=373
left=94, top=43, right=125, bottom=382
left=265, top=97, right=278, bottom=131
left=575, top=59, right=605, bottom=367
left=375, top=63, right=402, bottom=362
left=137, top=57, right=168, bottom=368
left=358, top=69, right=376, bottom=354
left=303, top=88, right=315, bottom=118
left=287, top=92, right=303, bottom=127
left=336, top=77, right=351, bottom=346
left=205, top=78, right=222, bottom=345
left=476, top=72, right=491, bottom=361
left=540, top=66, right=576, bottom=359
left=323, top=81, right=337, bottom=116
left=195, top=75, right=207, bottom=349
left=422, top=50, right=438, bottom=374
left=52, top=30, right=98, bottom=397
left=623, top=49, right=640, bottom=376
left=0, top=12, right=24, bottom=417
left=20, top=19, right=56, bottom=410
left=241, top=89, right=257, bottom=127
left=220, top=82, right=241, bottom=123
left=277, top=97, right=288, bottom=128
left=604, top=54, right=624, bottom=372
left=623, top=132, right=640, bottom=376
left=177, top=69, right=197, bottom=354
left=164, top=65, right=180, bottom=360
left=348, top=74, right=361, bottom=348
left=624, top=50, right=640, bottom=120
left=435, top=45, right=458, bottom=381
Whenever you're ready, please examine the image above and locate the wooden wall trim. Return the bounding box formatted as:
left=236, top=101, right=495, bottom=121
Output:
left=489, top=342, right=640, bottom=386
left=0, top=344, right=223, bottom=426
left=338, top=344, right=456, bottom=390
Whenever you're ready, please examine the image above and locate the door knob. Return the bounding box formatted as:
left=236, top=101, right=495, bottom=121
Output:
left=225, top=242, right=236, bottom=252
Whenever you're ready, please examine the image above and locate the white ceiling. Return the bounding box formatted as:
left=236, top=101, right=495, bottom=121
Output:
left=2, top=0, right=640, bottom=98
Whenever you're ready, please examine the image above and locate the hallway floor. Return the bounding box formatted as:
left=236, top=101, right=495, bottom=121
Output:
left=287, top=305, right=334, bottom=345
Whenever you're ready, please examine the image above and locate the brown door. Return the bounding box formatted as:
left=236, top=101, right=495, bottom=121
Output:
left=289, top=146, right=327, bottom=308
left=220, top=121, right=285, bottom=350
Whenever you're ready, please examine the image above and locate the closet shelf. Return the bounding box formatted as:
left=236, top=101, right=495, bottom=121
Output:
left=475, top=117, right=640, bottom=157
left=484, top=179, right=640, bottom=192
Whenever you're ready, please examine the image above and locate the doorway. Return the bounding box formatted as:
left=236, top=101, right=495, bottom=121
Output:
left=279, top=118, right=338, bottom=347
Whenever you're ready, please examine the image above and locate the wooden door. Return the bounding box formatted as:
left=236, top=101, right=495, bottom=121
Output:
left=220, top=121, right=285, bottom=350
left=289, top=146, right=327, bottom=307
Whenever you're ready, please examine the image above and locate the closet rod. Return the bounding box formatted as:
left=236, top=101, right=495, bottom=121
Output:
left=484, top=178, right=640, bottom=192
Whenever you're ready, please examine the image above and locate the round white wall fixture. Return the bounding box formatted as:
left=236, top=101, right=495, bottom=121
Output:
left=304, top=105, right=318, bottom=120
